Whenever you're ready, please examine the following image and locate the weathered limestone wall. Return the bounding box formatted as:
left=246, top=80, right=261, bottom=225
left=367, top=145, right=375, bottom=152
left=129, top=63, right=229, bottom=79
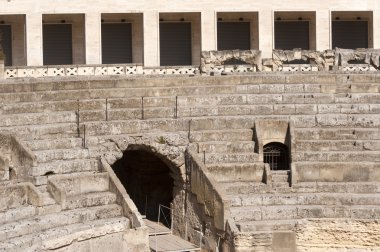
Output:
left=296, top=219, right=380, bottom=252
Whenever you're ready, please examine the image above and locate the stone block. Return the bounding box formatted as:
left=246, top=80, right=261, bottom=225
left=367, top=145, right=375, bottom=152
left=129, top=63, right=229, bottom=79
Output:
left=261, top=206, right=297, bottom=220
left=261, top=75, right=286, bottom=84
left=259, top=84, right=284, bottom=94
left=250, top=105, right=273, bottom=115
left=282, top=94, right=304, bottom=104
left=295, top=104, right=317, bottom=115
left=247, top=94, right=282, bottom=104
left=303, top=84, right=321, bottom=93
left=284, top=84, right=304, bottom=93
left=273, top=105, right=295, bottom=114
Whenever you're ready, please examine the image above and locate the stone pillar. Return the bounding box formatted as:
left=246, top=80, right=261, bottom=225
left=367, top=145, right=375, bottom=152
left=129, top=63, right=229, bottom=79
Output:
left=143, top=11, right=159, bottom=67
left=85, top=12, right=101, bottom=64
left=26, top=13, right=43, bottom=66
left=259, top=10, right=273, bottom=58
left=201, top=10, right=217, bottom=51
left=373, top=10, right=380, bottom=49
left=316, top=10, right=330, bottom=51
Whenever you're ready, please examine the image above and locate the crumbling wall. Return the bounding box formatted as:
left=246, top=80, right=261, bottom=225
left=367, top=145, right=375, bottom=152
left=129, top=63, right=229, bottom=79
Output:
left=0, top=133, right=36, bottom=181
left=201, top=48, right=380, bottom=73
left=201, top=50, right=261, bottom=74
left=335, top=48, right=380, bottom=70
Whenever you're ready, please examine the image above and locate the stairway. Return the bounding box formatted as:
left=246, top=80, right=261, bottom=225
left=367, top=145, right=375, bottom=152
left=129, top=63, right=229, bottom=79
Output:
left=145, top=219, right=200, bottom=252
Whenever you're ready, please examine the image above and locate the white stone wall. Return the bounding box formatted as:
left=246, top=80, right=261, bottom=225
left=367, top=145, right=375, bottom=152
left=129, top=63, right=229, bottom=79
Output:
left=1, top=0, right=380, bottom=66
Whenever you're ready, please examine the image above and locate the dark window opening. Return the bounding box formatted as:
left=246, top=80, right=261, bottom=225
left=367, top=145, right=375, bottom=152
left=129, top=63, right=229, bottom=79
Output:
left=0, top=25, right=12, bottom=66
left=112, top=149, right=173, bottom=226
left=217, top=22, right=251, bottom=51
left=101, top=23, right=132, bottom=64
left=263, top=142, right=289, bottom=170
left=43, top=24, right=73, bottom=65
left=332, top=21, right=368, bottom=49
left=160, top=22, right=192, bottom=66
left=275, top=21, right=310, bottom=50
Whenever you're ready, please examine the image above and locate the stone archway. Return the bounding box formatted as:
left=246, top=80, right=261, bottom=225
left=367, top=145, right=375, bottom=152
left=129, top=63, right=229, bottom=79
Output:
left=109, top=140, right=186, bottom=227
left=112, top=148, right=174, bottom=222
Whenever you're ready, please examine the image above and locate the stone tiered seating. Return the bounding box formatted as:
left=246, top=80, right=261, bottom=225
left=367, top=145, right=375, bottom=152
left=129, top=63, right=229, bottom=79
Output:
left=0, top=73, right=379, bottom=250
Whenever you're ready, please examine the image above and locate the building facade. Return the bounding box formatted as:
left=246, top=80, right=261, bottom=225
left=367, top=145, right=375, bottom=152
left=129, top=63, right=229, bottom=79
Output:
left=0, top=0, right=380, bottom=67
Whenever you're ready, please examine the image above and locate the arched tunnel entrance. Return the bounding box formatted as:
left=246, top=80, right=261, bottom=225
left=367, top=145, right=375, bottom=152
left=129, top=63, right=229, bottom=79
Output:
left=112, top=148, right=176, bottom=226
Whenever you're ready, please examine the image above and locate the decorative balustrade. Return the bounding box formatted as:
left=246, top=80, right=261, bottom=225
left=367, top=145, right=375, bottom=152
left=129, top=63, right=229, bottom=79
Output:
left=4, top=64, right=199, bottom=79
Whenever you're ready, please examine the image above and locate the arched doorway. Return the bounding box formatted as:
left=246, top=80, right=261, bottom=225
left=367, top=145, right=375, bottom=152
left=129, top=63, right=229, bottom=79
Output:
left=263, top=142, right=289, bottom=170
left=112, top=148, right=175, bottom=225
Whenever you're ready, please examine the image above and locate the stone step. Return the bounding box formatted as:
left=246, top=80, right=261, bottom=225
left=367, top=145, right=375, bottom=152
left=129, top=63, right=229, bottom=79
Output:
left=190, top=129, right=253, bottom=142
left=1, top=74, right=379, bottom=95
left=197, top=141, right=255, bottom=153
left=0, top=216, right=130, bottom=252
left=33, top=171, right=101, bottom=187
left=237, top=219, right=298, bottom=232
left=26, top=138, right=83, bottom=151
left=0, top=100, right=79, bottom=115
left=5, top=104, right=379, bottom=127
left=109, top=96, right=176, bottom=109
left=294, top=151, right=380, bottom=162
left=0, top=111, right=77, bottom=127
left=0, top=84, right=241, bottom=103
left=272, top=171, right=290, bottom=183
left=295, top=140, right=380, bottom=152
left=34, top=149, right=90, bottom=163
left=221, top=182, right=270, bottom=195
left=272, top=182, right=291, bottom=189
left=0, top=204, right=123, bottom=243
left=1, top=74, right=257, bottom=94
left=299, top=182, right=380, bottom=194
left=295, top=162, right=380, bottom=181
left=207, top=163, right=264, bottom=182
left=64, top=191, right=117, bottom=210
left=82, top=117, right=258, bottom=136
left=48, top=172, right=109, bottom=198
left=107, top=107, right=175, bottom=121
left=231, top=204, right=359, bottom=222
left=229, top=193, right=380, bottom=207
left=295, top=128, right=380, bottom=140
left=0, top=99, right=107, bottom=115
left=0, top=123, right=78, bottom=140
left=0, top=206, right=37, bottom=225
left=201, top=152, right=260, bottom=165
left=32, top=159, right=98, bottom=177
left=221, top=181, right=380, bottom=195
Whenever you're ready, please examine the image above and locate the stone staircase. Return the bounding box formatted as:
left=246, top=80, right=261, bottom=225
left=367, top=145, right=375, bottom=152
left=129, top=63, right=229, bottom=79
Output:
left=0, top=73, right=379, bottom=251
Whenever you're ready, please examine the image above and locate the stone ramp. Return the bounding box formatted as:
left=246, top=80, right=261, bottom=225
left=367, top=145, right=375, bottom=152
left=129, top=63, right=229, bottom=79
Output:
left=145, top=219, right=200, bottom=252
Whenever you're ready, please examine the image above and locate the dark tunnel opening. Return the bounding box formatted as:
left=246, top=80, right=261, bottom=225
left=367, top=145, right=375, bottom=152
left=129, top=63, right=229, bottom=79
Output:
left=112, top=149, right=174, bottom=226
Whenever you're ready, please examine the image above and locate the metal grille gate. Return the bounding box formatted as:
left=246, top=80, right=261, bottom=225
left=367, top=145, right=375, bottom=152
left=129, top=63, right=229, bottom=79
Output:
left=263, top=142, right=289, bottom=170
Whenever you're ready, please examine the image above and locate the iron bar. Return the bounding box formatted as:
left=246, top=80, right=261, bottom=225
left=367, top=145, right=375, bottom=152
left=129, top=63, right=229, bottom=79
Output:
left=105, top=98, right=108, bottom=121
left=141, top=97, right=144, bottom=120
left=82, top=124, right=86, bottom=149
left=188, top=119, right=192, bottom=142
left=77, top=99, right=80, bottom=137
left=175, top=96, right=178, bottom=118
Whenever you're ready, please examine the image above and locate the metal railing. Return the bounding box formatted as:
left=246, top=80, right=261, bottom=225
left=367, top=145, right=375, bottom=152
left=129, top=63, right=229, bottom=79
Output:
left=152, top=204, right=203, bottom=252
